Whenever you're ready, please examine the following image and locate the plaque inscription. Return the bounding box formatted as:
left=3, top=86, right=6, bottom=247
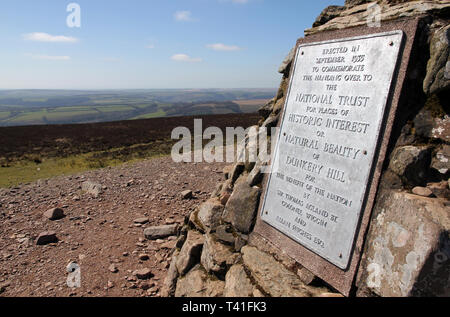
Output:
left=260, top=31, right=404, bottom=269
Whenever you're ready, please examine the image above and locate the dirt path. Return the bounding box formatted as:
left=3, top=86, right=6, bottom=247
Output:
left=0, top=156, right=227, bottom=297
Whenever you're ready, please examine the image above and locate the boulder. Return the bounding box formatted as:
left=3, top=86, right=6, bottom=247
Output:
left=258, top=99, right=275, bottom=120
left=359, top=190, right=450, bottom=297
left=230, top=163, right=245, bottom=184
left=144, top=224, right=178, bottom=240
left=181, top=190, right=193, bottom=200
left=278, top=47, right=295, bottom=74
left=43, top=208, right=65, bottom=221
left=427, top=181, right=450, bottom=199
left=414, top=109, right=450, bottom=143
left=200, top=234, right=238, bottom=275
left=241, top=246, right=320, bottom=297
left=312, top=5, right=345, bottom=28
left=223, top=177, right=261, bottom=234
left=213, top=225, right=235, bottom=246
left=197, top=198, right=224, bottom=231
left=222, top=165, right=233, bottom=180
left=161, top=250, right=180, bottom=297
left=247, top=160, right=264, bottom=187
left=261, top=114, right=279, bottom=130
left=36, top=231, right=58, bottom=245
left=412, top=186, right=433, bottom=197
left=176, top=230, right=204, bottom=275
left=224, top=264, right=255, bottom=297
left=134, top=217, right=149, bottom=225
left=133, top=268, right=153, bottom=280
left=431, top=145, right=450, bottom=175
left=305, top=1, right=450, bottom=36
left=388, top=145, right=432, bottom=186
left=424, top=25, right=450, bottom=95
left=175, top=265, right=225, bottom=297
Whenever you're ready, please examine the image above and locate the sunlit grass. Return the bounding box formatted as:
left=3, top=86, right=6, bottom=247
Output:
left=0, top=139, right=175, bottom=188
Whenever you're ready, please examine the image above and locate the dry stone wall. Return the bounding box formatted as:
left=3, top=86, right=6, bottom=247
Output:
left=163, top=0, right=449, bottom=297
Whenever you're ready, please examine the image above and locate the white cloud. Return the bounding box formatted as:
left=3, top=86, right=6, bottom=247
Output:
left=23, top=32, right=78, bottom=43
left=25, top=53, right=71, bottom=61
left=146, top=44, right=155, bottom=49
left=174, top=11, right=194, bottom=22
left=206, top=43, right=242, bottom=51
left=171, top=54, right=202, bottom=63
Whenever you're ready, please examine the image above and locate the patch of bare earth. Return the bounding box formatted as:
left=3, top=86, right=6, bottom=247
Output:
left=0, top=156, right=227, bottom=297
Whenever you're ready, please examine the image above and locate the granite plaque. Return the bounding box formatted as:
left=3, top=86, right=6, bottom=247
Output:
left=260, top=31, right=404, bottom=269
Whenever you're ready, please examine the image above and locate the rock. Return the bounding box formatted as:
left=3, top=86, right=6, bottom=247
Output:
left=234, top=234, right=248, bottom=252
left=222, top=165, right=233, bottom=180
left=224, top=264, right=254, bottom=297
left=261, top=114, right=279, bottom=130
left=412, top=186, right=433, bottom=197
left=247, top=160, right=264, bottom=187
left=43, top=208, right=65, bottom=221
left=134, top=217, right=149, bottom=225
left=0, top=281, right=10, bottom=294
left=424, top=25, right=450, bottom=95
left=296, top=267, right=317, bottom=286
left=388, top=145, right=432, bottom=186
left=427, top=182, right=450, bottom=199
left=197, top=198, right=224, bottom=231
left=258, top=99, right=275, bottom=120
left=218, top=179, right=233, bottom=200
left=344, top=0, right=370, bottom=7
left=313, top=5, right=345, bottom=28
left=133, top=268, right=153, bottom=280
left=318, top=292, right=344, bottom=297
left=230, top=163, right=245, bottom=184
left=144, top=224, right=178, bottom=240
left=109, top=264, right=119, bottom=273
left=431, top=145, right=450, bottom=175
left=214, top=225, right=235, bottom=246
left=188, top=209, right=205, bottom=233
left=160, top=240, right=177, bottom=250
left=176, top=230, right=204, bottom=275
left=139, top=254, right=149, bottom=261
left=253, top=289, right=265, bottom=297
left=161, top=250, right=180, bottom=297
left=181, top=190, right=193, bottom=200
left=414, top=109, right=450, bottom=143
left=107, top=281, right=115, bottom=289
left=175, top=265, right=225, bottom=297
left=360, top=190, right=450, bottom=297
left=81, top=181, right=102, bottom=198
left=305, top=1, right=450, bottom=36
left=241, top=246, right=319, bottom=297
left=210, top=183, right=223, bottom=198
left=223, top=177, right=261, bottom=234
left=200, top=234, right=237, bottom=275
left=278, top=47, right=295, bottom=74
left=219, top=192, right=231, bottom=206
left=36, top=231, right=58, bottom=245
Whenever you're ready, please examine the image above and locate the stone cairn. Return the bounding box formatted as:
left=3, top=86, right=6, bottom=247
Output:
left=161, top=0, right=449, bottom=297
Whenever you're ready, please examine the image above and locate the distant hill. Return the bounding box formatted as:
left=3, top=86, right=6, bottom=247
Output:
left=0, top=89, right=275, bottom=127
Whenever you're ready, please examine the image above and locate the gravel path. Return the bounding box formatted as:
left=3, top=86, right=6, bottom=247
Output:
left=0, top=156, right=227, bottom=297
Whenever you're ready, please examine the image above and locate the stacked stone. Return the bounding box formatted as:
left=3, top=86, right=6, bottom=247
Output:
left=163, top=0, right=449, bottom=297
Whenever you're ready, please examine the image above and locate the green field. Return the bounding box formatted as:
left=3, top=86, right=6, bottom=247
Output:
left=132, top=109, right=167, bottom=119
left=0, top=89, right=275, bottom=126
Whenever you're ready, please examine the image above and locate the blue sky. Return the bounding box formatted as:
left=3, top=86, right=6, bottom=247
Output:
left=0, top=0, right=344, bottom=90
